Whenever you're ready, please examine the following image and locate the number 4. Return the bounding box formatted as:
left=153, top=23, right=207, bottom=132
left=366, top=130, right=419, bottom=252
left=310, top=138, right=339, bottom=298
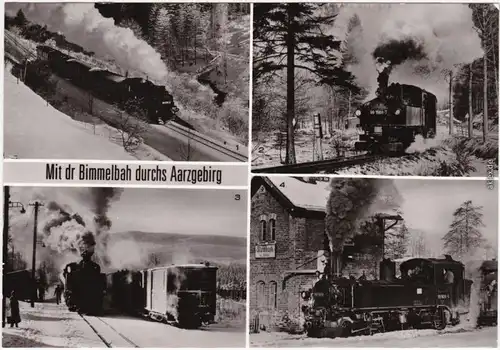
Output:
left=279, top=182, right=285, bottom=188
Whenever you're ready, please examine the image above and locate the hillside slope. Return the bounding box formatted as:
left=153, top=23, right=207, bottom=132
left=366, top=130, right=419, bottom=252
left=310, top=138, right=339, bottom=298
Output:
left=4, top=69, right=136, bottom=160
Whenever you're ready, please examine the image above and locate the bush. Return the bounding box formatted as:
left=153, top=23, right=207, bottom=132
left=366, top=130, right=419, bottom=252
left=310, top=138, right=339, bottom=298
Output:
left=218, top=97, right=248, bottom=142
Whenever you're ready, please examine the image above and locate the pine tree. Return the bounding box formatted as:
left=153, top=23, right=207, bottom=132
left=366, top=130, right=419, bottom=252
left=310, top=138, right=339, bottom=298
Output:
left=442, top=200, right=485, bottom=259
left=253, top=4, right=359, bottom=164
left=14, top=9, right=28, bottom=28
left=469, top=4, right=499, bottom=141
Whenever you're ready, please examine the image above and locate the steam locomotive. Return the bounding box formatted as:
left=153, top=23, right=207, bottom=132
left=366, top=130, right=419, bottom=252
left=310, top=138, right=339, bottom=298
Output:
left=354, top=83, right=437, bottom=154
left=63, top=261, right=217, bottom=329
left=35, top=45, right=179, bottom=124
left=301, top=256, right=472, bottom=338
left=62, top=260, right=106, bottom=315
left=477, top=260, right=497, bottom=326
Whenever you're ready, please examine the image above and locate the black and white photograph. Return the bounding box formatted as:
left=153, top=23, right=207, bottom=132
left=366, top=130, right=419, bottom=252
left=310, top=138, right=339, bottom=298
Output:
left=4, top=3, right=249, bottom=161
left=252, top=3, right=499, bottom=176
left=2, top=186, right=247, bottom=347
left=249, top=176, right=497, bottom=347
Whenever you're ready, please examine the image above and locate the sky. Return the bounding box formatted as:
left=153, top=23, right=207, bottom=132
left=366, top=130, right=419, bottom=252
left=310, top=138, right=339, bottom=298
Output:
left=108, top=188, right=247, bottom=237
left=394, top=179, right=498, bottom=252
left=9, top=187, right=248, bottom=238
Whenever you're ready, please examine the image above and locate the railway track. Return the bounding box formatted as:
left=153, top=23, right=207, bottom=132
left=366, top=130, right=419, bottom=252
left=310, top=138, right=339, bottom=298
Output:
left=252, top=154, right=384, bottom=174
left=163, top=121, right=247, bottom=162
left=80, top=313, right=139, bottom=348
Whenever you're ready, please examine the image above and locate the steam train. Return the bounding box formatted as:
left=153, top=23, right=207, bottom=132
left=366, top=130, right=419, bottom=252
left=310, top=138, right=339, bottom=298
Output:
left=477, top=260, right=497, bottom=326
left=35, top=45, right=179, bottom=124
left=301, top=256, right=472, bottom=338
left=62, top=260, right=106, bottom=315
left=62, top=261, right=217, bottom=329
left=354, top=83, right=437, bottom=154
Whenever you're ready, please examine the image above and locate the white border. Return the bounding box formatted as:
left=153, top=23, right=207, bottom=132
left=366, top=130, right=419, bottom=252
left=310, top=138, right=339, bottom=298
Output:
left=1, top=2, right=500, bottom=350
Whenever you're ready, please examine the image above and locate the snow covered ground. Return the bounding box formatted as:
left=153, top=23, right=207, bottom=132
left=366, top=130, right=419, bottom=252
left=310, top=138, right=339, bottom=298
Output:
left=2, top=301, right=104, bottom=347
left=252, top=121, right=497, bottom=177
left=3, top=70, right=153, bottom=160
left=2, top=300, right=245, bottom=348
left=94, top=313, right=245, bottom=348
left=250, top=326, right=497, bottom=348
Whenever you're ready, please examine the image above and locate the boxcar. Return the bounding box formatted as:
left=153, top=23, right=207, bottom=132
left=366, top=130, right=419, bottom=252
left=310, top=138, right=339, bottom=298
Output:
left=143, top=264, right=218, bottom=328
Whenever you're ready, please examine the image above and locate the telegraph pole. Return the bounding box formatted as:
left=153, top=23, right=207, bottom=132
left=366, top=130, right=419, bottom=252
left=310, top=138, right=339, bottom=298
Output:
left=29, top=201, right=44, bottom=308
left=3, top=186, right=10, bottom=327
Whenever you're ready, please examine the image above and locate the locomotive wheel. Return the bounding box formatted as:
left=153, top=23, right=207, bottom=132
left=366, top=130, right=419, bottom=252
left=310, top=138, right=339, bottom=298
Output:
left=433, top=308, right=448, bottom=331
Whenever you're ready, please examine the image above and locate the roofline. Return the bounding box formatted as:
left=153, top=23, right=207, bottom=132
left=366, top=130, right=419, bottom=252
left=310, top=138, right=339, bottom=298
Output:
left=251, top=176, right=326, bottom=218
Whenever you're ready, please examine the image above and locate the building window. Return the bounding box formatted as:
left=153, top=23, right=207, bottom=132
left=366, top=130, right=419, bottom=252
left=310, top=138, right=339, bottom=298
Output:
left=260, top=220, right=267, bottom=241
left=257, top=281, right=266, bottom=308
left=268, top=219, right=276, bottom=241
left=269, top=281, right=277, bottom=309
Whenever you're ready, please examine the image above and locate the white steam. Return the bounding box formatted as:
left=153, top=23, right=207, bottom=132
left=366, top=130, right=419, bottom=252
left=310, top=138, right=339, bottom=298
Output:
left=106, top=240, right=149, bottom=271
left=405, top=134, right=447, bottom=154
left=334, top=4, right=483, bottom=101
left=5, top=3, right=169, bottom=82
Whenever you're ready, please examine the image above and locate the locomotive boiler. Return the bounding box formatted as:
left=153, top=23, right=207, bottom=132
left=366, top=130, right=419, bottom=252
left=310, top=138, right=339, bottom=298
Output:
left=35, top=45, right=179, bottom=125
left=354, top=83, right=437, bottom=154
left=301, top=256, right=472, bottom=338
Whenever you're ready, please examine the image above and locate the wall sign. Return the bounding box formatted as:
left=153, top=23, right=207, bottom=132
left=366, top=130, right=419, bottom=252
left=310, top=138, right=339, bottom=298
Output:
left=255, top=243, right=276, bottom=258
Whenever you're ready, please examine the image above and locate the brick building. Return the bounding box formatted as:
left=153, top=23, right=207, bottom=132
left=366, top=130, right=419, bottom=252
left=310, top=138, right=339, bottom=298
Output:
left=249, top=176, right=393, bottom=331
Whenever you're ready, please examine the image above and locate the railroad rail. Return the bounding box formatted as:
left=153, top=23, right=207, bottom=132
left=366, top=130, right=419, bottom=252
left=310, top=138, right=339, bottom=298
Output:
left=164, top=121, right=248, bottom=162
left=252, top=154, right=383, bottom=174
left=80, top=313, right=139, bottom=348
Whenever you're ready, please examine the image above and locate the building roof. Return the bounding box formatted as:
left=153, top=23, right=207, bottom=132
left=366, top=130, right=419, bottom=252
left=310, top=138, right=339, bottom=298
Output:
left=252, top=176, right=330, bottom=214
left=268, top=177, right=330, bottom=211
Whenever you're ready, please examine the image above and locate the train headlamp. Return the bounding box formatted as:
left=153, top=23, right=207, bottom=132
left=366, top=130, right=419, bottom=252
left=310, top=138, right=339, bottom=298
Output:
left=355, top=110, right=361, bottom=116
left=301, top=291, right=311, bottom=300
left=395, top=109, right=401, bottom=115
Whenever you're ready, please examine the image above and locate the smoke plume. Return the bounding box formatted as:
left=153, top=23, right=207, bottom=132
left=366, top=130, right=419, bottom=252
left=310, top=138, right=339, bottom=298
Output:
left=10, top=187, right=123, bottom=272
left=325, top=179, right=402, bottom=253
left=333, top=4, right=483, bottom=100
left=5, top=3, right=169, bottom=82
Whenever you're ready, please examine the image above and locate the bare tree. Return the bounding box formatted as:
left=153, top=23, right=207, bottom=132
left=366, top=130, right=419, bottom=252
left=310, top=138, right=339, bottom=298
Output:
left=147, top=252, right=162, bottom=267
left=111, top=98, right=150, bottom=153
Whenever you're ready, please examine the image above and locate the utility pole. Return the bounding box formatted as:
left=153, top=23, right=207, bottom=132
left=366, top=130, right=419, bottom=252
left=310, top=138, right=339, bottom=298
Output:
left=3, top=186, right=10, bottom=328
left=2, top=188, right=25, bottom=327
left=29, top=201, right=44, bottom=308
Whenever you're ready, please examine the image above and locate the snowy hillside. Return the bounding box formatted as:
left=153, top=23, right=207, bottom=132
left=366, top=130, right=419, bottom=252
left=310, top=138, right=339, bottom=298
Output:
left=4, top=70, right=137, bottom=160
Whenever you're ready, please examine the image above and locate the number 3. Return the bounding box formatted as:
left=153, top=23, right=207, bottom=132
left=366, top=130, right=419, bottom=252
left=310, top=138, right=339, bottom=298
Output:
left=235, top=194, right=241, bottom=200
